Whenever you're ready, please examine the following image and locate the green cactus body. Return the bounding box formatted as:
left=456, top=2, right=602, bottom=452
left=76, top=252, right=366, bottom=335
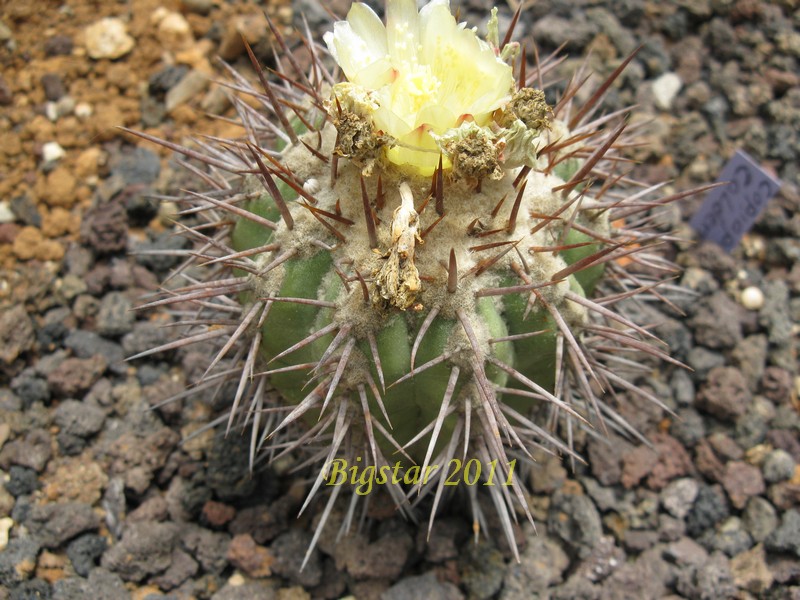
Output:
left=227, top=111, right=609, bottom=473
left=133, top=0, right=688, bottom=563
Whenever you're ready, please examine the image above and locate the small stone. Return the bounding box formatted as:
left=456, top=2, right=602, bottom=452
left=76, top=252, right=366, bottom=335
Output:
left=0, top=429, right=52, bottom=473
left=765, top=509, right=800, bottom=558
left=42, top=141, right=66, bottom=163
left=722, top=461, right=765, bottom=510
left=41, top=73, right=66, bottom=101
left=66, top=534, right=107, bottom=577
left=148, top=65, right=189, bottom=99
left=77, top=568, right=130, bottom=599
left=151, top=548, right=198, bottom=590
left=687, top=484, right=729, bottom=537
left=201, top=500, right=236, bottom=527
left=101, top=521, right=179, bottom=581
left=227, top=533, right=274, bottom=578
left=84, top=17, right=135, bottom=60
left=74, top=102, right=93, bottom=119
left=731, top=544, right=773, bottom=593
left=697, top=366, right=751, bottom=422
left=652, top=72, right=683, bottom=110
left=6, top=466, right=39, bottom=497
left=598, top=546, right=671, bottom=599
left=155, top=10, right=195, bottom=51
left=574, top=535, right=625, bottom=583
left=181, top=524, right=231, bottom=574
left=80, top=201, right=128, bottom=254
left=54, top=400, right=106, bottom=438
left=742, top=496, right=778, bottom=543
left=763, top=449, right=796, bottom=483
left=40, top=166, right=77, bottom=207
left=335, top=526, right=412, bottom=581
left=44, top=34, right=73, bottom=56
left=10, top=195, right=41, bottom=227
left=383, top=572, right=464, bottom=600
left=218, top=15, right=268, bottom=60
left=740, top=286, right=765, bottom=310
left=64, top=330, right=124, bottom=367
left=664, top=537, right=708, bottom=567
left=689, top=292, right=743, bottom=349
left=0, top=538, right=41, bottom=585
left=110, top=146, right=161, bottom=186
left=0, top=304, right=35, bottom=364
left=662, top=478, right=700, bottom=519
left=25, top=502, right=100, bottom=549
left=459, top=540, right=505, bottom=600
left=165, top=70, right=209, bottom=113
left=47, top=356, right=107, bottom=397
left=96, top=292, right=134, bottom=337
left=269, top=529, right=322, bottom=588
left=674, top=550, right=736, bottom=600
left=701, top=516, right=753, bottom=557
left=502, top=534, right=569, bottom=598
left=424, top=518, right=468, bottom=562
left=0, top=516, right=12, bottom=550
left=547, top=491, right=603, bottom=559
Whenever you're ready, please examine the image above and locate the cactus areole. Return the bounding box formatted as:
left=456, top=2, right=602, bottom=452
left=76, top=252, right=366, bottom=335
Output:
left=130, top=0, right=694, bottom=564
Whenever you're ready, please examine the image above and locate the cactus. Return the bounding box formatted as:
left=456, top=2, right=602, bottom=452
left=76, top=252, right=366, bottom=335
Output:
left=128, top=0, right=703, bottom=564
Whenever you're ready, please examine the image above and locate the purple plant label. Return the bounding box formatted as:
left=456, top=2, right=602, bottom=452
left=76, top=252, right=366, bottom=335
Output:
left=690, top=150, right=782, bottom=252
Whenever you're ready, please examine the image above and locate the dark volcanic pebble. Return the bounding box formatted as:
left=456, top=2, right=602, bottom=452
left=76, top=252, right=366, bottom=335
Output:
left=0, top=538, right=41, bottom=586
left=66, top=534, right=108, bottom=577
left=25, top=501, right=100, bottom=549
left=101, top=521, right=180, bottom=582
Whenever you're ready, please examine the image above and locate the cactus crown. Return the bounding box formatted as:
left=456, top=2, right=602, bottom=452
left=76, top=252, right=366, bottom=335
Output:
left=128, top=0, right=698, bottom=566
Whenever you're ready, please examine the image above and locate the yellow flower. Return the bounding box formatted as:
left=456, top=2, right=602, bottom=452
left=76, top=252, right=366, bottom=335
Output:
left=325, top=0, right=514, bottom=175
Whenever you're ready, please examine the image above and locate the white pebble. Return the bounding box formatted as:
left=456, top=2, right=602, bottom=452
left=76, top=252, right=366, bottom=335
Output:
left=652, top=72, right=683, bottom=111
left=45, top=101, right=59, bottom=122
left=42, top=141, right=66, bottom=163
left=84, top=17, right=135, bottom=60
left=0, top=517, right=14, bottom=552
left=740, top=286, right=764, bottom=310
left=0, top=201, right=15, bottom=224
left=74, top=102, right=93, bottom=119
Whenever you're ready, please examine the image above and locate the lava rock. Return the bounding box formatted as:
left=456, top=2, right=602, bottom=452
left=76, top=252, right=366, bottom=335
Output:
left=47, top=356, right=106, bottom=397
left=80, top=201, right=129, bottom=254
left=66, top=534, right=107, bottom=577
left=96, top=292, right=134, bottom=337
left=697, top=366, right=751, bottom=422
left=0, top=429, right=53, bottom=473
left=501, top=535, right=569, bottom=599
left=765, top=509, right=800, bottom=558
left=63, top=331, right=124, bottom=371
left=0, top=304, right=35, bottom=364
left=25, top=502, right=100, bottom=549
left=0, top=538, right=41, bottom=585
left=382, top=572, right=464, bottom=600
left=547, top=491, right=603, bottom=559
left=101, top=521, right=180, bottom=582
left=689, top=291, right=744, bottom=349
left=269, top=529, right=322, bottom=588
left=687, top=484, right=729, bottom=537
left=53, top=399, right=105, bottom=438
left=6, top=466, right=40, bottom=497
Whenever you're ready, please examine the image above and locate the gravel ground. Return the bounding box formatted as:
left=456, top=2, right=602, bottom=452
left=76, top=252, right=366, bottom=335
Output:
left=1, top=0, right=799, bottom=599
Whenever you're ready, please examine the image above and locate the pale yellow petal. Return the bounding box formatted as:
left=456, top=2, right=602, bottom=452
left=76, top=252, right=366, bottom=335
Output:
left=387, top=0, right=420, bottom=66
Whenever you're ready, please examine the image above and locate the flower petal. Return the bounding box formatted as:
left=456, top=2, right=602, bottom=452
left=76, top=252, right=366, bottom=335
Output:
left=387, top=0, right=420, bottom=66
left=347, top=3, right=388, bottom=57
